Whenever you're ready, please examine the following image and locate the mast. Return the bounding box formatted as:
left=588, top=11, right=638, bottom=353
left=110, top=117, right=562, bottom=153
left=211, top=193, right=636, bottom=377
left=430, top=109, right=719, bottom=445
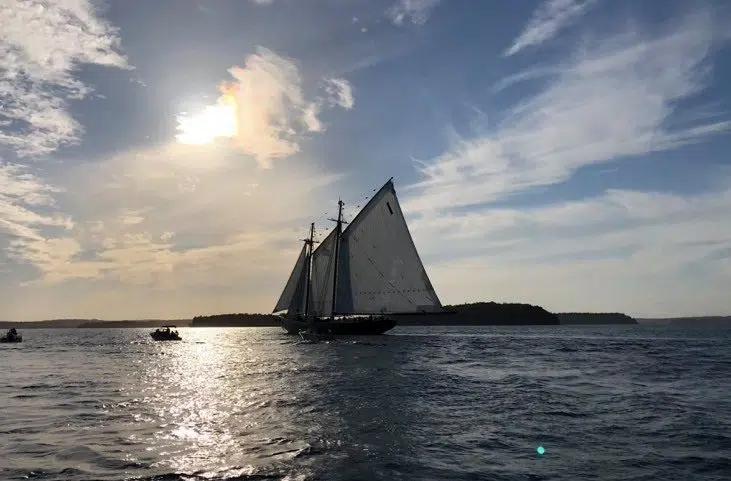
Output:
left=302, top=222, right=315, bottom=317
left=328, top=199, right=346, bottom=319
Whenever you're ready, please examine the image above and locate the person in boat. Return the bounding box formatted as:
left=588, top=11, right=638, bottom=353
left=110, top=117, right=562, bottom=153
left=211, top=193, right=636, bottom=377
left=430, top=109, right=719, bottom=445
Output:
left=3, top=328, right=20, bottom=342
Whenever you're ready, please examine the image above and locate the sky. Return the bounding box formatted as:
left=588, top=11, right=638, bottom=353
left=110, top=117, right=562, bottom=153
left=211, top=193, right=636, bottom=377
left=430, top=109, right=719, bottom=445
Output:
left=1, top=0, right=731, bottom=321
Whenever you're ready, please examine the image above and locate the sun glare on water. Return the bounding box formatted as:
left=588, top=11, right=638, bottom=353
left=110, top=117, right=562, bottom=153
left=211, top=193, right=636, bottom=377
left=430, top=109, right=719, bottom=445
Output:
left=176, top=89, right=238, bottom=145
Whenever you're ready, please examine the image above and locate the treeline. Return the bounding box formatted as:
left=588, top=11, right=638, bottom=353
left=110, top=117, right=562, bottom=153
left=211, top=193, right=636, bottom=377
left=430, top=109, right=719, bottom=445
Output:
left=0, top=319, right=189, bottom=329
left=393, top=301, right=560, bottom=325
left=0, top=319, right=92, bottom=329
left=190, top=302, right=561, bottom=326
left=637, top=316, right=731, bottom=327
left=78, top=320, right=188, bottom=328
left=557, top=312, right=638, bottom=325
left=191, top=313, right=280, bottom=327
left=3, top=306, right=685, bottom=329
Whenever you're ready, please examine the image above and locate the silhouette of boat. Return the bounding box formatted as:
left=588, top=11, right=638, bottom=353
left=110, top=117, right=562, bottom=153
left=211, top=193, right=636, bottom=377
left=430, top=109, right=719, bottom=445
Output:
left=274, top=178, right=442, bottom=337
left=150, top=326, right=181, bottom=341
left=1, top=328, right=22, bottom=343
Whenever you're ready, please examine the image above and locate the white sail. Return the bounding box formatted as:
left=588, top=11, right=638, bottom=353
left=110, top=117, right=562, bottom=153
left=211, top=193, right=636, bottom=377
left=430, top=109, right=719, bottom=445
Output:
left=307, top=228, right=338, bottom=317
left=336, top=179, right=442, bottom=314
left=273, top=244, right=308, bottom=313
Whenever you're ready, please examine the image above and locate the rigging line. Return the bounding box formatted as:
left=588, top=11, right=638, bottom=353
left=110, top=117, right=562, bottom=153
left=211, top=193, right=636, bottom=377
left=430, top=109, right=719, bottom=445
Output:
left=321, top=184, right=376, bottom=219
left=317, top=193, right=374, bottom=238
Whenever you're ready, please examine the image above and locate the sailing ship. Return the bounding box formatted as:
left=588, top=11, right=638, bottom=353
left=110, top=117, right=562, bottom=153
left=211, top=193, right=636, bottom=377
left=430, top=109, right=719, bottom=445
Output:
left=273, top=178, right=442, bottom=335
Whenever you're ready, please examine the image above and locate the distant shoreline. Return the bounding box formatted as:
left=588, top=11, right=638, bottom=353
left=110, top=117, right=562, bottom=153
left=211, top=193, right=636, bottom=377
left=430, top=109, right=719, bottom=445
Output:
left=3, top=303, right=729, bottom=329
left=636, top=316, right=731, bottom=327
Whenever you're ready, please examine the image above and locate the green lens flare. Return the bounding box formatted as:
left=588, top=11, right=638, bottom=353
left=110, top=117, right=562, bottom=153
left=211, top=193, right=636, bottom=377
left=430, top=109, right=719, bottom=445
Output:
left=537, top=446, right=545, bottom=455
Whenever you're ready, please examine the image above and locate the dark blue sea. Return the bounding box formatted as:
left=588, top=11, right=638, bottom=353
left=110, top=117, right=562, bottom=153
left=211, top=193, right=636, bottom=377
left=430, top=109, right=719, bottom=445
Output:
left=1, top=326, right=730, bottom=481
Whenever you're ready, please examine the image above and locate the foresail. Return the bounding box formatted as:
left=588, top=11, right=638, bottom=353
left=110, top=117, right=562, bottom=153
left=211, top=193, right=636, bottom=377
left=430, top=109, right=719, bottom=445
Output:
left=336, top=180, right=442, bottom=314
left=287, top=257, right=309, bottom=314
left=307, top=228, right=337, bottom=317
left=272, top=244, right=308, bottom=313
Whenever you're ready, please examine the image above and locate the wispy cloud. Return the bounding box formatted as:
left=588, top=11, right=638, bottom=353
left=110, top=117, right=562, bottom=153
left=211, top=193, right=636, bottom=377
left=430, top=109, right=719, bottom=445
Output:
left=387, top=0, right=441, bottom=26
left=324, top=77, right=355, bottom=109
left=0, top=163, right=73, bottom=282
left=407, top=10, right=729, bottom=215
left=175, top=48, right=355, bottom=168
left=0, top=0, right=130, bottom=157
left=504, top=0, right=596, bottom=57
left=0, top=164, right=71, bottom=237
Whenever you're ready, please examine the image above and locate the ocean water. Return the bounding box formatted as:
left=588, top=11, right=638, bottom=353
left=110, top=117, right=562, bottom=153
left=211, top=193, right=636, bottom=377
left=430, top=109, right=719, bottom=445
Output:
left=1, top=325, right=730, bottom=481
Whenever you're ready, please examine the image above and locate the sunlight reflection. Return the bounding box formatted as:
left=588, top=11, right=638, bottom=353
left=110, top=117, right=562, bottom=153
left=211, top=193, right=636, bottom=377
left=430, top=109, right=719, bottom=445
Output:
left=119, top=328, right=337, bottom=476
left=144, top=330, right=231, bottom=471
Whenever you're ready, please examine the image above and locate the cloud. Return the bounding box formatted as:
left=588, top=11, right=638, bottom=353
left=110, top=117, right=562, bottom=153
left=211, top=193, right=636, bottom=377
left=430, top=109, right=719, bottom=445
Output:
left=176, top=48, right=355, bottom=168
left=223, top=48, right=315, bottom=165
left=119, top=209, right=146, bottom=225
left=505, top=0, right=596, bottom=57
left=324, top=77, right=355, bottom=109
left=28, top=231, right=286, bottom=288
left=387, top=0, right=441, bottom=26
left=0, top=163, right=73, bottom=273
left=406, top=10, right=729, bottom=215
left=0, top=0, right=130, bottom=157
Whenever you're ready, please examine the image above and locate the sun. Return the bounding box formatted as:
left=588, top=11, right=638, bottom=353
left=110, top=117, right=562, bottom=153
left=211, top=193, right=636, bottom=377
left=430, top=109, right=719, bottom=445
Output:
left=175, top=89, right=238, bottom=145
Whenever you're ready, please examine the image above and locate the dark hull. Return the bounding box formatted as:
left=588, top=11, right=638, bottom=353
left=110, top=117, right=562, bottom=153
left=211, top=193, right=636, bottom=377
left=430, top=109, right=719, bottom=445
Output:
left=281, top=316, right=397, bottom=335
left=150, top=332, right=181, bottom=341
left=1, top=337, right=22, bottom=343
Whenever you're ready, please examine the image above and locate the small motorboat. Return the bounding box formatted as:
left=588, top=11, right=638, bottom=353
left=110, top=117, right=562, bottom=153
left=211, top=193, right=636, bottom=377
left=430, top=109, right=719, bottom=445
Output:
left=1, top=328, right=23, bottom=343
left=150, top=326, right=181, bottom=341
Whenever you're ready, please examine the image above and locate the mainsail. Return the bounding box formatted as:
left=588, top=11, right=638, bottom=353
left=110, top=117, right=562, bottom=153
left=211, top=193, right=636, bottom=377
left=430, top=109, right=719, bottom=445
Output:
left=272, top=244, right=308, bottom=313
left=336, top=179, right=441, bottom=314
